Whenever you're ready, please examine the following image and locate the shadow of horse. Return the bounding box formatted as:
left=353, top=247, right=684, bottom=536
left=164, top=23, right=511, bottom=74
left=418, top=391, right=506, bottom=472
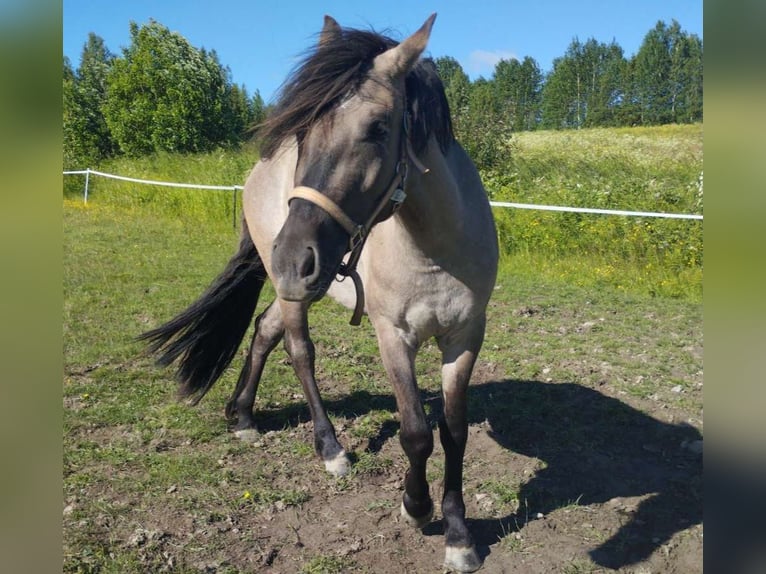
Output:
left=253, top=378, right=702, bottom=569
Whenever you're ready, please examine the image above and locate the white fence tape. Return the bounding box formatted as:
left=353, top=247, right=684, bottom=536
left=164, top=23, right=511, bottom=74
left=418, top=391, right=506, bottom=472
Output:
left=489, top=200, right=703, bottom=220
left=64, top=168, right=245, bottom=227
left=63, top=168, right=703, bottom=221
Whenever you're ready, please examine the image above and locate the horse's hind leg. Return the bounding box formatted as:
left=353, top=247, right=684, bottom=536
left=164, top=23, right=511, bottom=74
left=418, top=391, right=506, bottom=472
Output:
left=436, top=318, right=486, bottom=573
left=226, top=301, right=284, bottom=441
left=279, top=299, right=351, bottom=477
left=375, top=321, right=434, bottom=528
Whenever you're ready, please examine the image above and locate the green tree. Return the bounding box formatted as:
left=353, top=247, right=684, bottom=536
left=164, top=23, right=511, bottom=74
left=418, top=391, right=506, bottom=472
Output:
left=583, top=41, right=628, bottom=127
left=434, top=56, right=471, bottom=125
left=103, top=20, right=232, bottom=155
left=436, top=56, right=515, bottom=174
left=632, top=20, right=703, bottom=125
left=541, top=40, right=583, bottom=129
left=459, top=78, right=513, bottom=173
left=492, top=56, right=543, bottom=131
left=222, top=83, right=251, bottom=141
left=633, top=21, right=674, bottom=125
left=63, top=33, right=116, bottom=168
left=682, top=34, right=703, bottom=122
left=63, top=56, right=81, bottom=169
left=541, top=38, right=628, bottom=129
left=669, top=30, right=703, bottom=123
left=250, top=89, right=266, bottom=128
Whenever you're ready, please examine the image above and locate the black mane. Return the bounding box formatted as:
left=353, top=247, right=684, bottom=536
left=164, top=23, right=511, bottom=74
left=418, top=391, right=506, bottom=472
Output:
left=257, top=26, right=453, bottom=159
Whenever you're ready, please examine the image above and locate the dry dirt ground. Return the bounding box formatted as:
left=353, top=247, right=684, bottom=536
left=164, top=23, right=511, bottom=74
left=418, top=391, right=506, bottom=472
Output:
left=64, top=358, right=702, bottom=573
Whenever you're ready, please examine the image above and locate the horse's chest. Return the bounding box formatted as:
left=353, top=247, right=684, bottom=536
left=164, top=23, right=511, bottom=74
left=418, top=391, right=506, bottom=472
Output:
left=371, top=264, right=478, bottom=338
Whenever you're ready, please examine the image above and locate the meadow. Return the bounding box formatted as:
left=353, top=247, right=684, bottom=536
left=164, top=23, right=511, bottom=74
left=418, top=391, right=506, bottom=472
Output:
left=63, top=125, right=703, bottom=572
left=65, top=123, right=703, bottom=301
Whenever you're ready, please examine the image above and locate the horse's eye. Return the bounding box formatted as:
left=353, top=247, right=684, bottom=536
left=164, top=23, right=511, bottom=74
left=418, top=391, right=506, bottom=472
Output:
left=367, top=120, right=389, bottom=142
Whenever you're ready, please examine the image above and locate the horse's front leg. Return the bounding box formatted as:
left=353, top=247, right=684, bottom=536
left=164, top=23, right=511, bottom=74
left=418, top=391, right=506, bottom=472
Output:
left=279, top=299, right=351, bottom=477
left=374, top=320, right=434, bottom=528
left=436, top=318, right=486, bottom=573
left=226, top=301, right=284, bottom=441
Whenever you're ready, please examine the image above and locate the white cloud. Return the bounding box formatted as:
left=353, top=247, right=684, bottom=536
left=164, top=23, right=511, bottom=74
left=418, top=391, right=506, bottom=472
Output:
left=467, top=49, right=519, bottom=77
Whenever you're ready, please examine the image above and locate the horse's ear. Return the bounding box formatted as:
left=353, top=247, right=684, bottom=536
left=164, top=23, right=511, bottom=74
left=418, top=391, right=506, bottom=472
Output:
left=374, top=13, right=437, bottom=78
left=319, top=15, right=341, bottom=47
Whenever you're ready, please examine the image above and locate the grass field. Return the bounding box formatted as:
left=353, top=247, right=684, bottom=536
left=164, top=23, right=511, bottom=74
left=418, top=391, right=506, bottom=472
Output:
left=63, top=125, right=703, bottom=572
left=63, top=220, right=702, bottom=571
left=65, top=124, right=703, bottom=301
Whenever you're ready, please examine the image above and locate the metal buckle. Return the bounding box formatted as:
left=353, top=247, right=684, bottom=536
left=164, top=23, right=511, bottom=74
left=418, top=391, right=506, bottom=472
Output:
left=391, top=186, right=406, bottom=205
left=336, top=262, right=349, bottom=281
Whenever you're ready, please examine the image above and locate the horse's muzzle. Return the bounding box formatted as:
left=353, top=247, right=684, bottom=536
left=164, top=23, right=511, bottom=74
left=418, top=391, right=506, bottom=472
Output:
left=271, top=239, right=324, bottom=301
left=271, top=217, right=348, bottom=302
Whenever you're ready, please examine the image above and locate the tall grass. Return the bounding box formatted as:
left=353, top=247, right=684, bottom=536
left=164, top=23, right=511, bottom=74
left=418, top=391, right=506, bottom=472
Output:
left=63, top=143, right=259, bottom=227
left=62, top=125, right=703, bottom=300
left=486, top=124, right=703, bottom=299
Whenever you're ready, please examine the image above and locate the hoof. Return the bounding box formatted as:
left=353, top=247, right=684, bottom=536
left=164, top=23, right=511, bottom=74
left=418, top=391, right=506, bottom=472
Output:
left=444, top=545, right=482, bottom=573
left=323, top=451, right=351, bottom=477
left=233, top=428, right=261, bottom=443
left=400, top=500, right=434, bottom=529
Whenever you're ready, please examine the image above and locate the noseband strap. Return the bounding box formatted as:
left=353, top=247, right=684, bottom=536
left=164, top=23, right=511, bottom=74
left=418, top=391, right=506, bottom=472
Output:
left=289, top=186, right=363, bottom=242
left=287, top=113, right=428, bottom=325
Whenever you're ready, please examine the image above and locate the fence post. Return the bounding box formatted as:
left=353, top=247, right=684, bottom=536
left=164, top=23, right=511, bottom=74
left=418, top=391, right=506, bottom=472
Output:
left=84, top=168, right=91, bottom=204
left=232, top=187, right=237, bottom=230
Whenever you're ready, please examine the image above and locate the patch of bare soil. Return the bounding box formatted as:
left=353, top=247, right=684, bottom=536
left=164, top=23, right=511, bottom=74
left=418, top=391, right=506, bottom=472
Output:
left=64, top=362, right=702, bottom=573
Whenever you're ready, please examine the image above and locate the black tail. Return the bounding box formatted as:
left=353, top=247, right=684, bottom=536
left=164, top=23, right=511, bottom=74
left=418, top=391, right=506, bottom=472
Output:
left=139, top=222, right=267, bottom=404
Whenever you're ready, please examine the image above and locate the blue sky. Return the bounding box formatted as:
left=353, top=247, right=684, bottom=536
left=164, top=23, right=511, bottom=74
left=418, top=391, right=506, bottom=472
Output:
left=63, top=0, right=703, bottom=103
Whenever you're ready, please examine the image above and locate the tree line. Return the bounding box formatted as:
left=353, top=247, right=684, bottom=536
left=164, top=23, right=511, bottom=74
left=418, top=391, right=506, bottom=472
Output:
left=63, top=19, right=701, bottom=171
left=437, top=20, right=702, bottom=171
left=64, top=20, right=265, bottom=169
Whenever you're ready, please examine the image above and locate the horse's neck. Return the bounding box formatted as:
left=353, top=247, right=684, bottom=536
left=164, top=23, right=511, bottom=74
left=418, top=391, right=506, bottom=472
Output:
left=396, top=140, right=475, bottom=246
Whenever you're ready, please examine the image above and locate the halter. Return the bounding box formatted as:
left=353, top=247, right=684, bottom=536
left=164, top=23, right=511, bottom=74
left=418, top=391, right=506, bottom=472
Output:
left=287, top=107, right=429, bottom=325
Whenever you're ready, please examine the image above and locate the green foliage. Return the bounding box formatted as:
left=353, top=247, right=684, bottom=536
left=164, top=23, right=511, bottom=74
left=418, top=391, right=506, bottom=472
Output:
left=436, top=56, right=518, bottom=175
left=69, top=145, right=258, bottom=225
left=434, top=19, right=701, bottom=134
left=493, top=56, right=543, bottom=132
left=63, top=124, right=702, bottom=303
left=633, top=20, right=703, bottom=125
left=435, top=55, right=471, bottom=122
left=63, top=17, right=702, bottom=188
left=542, top=38, right=628, bottom=129
left=63, top=20, right=262, bottom=169
left=487, top=124, right=703, bottom=299
left=458, top=79, right=515, bottom=172
left=63, top=33, right=116, bottom=173
left=103, top=20, right=230, bottom=155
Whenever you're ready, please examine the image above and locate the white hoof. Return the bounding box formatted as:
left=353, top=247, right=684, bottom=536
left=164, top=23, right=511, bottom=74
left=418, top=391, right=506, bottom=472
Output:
left=400, top=501, right=434, bottom=529
left=233, top=428, right=260, bottom=443
left=444, top=545, right=482, bottom=573
left=324, top=451, right=351, bottom=477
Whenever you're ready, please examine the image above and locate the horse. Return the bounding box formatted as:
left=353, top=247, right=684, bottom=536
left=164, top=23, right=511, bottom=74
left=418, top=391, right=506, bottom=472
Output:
left=140, top=14, right=498, bottom=572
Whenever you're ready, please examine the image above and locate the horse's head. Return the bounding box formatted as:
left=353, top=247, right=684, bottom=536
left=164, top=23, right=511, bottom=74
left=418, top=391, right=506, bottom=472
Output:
left=269, top=14, right=436, bottom=302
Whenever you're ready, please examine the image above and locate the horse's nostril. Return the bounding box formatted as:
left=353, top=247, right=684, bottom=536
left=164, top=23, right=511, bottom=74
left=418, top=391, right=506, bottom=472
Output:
left=300, top=246, right=317, bottom=281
